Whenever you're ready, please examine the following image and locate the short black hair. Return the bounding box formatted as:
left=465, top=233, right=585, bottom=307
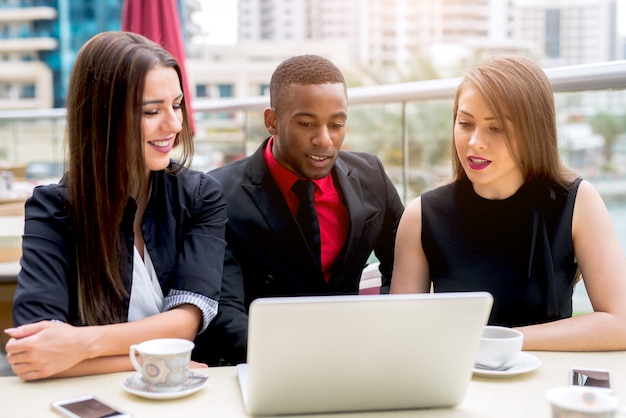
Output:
left=270, top=54, right=346, bottom=112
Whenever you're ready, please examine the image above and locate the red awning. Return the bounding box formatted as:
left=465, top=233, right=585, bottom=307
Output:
left=122, top=0, right=195, bottom=133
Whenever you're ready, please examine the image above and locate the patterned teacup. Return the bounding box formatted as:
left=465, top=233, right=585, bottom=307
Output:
left=129, top=338, right=194, bottom=392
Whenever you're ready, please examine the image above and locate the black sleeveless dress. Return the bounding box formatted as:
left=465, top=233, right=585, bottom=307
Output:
left=421, top=176, right=582, bottom=327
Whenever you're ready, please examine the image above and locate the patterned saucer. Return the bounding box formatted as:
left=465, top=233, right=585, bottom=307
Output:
left=123, top=372, right=209, bottom=400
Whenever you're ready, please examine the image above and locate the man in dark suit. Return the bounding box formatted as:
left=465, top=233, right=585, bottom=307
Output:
left=193, top=54, right=404, bottom=365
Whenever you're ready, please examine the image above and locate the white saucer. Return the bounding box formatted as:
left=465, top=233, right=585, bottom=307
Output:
left=473, top=352, right=541, bottom=378
left=122, top=372, right=209, bottom=400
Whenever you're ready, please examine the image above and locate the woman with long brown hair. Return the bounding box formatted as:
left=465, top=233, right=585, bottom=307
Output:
left=5, top=31, right=226, bottom=380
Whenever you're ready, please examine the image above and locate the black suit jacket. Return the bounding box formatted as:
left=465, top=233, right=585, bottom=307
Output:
left=193, top=138, right=404, bottom=365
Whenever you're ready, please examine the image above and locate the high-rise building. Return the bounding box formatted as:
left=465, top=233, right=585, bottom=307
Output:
left=238, top=0, right=622, bottom=73
left=0, top=4, right=58, bottom=109
left=0, top=0, right=123, bottom=110
left=513, top=0, right=620, bottom=66
left=238, top=0, right=521, bottom=73
left=0, top=0, right=198, bottom=110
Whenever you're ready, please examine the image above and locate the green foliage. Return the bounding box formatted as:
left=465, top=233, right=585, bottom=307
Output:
left=588, top=112, right=626, bottom=170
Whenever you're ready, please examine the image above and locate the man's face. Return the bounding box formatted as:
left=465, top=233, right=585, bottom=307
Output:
left=265, top=83, right=348, bottom=179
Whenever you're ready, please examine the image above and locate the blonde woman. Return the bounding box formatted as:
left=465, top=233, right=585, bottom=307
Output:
left=391, top=56, right=626, bottom=351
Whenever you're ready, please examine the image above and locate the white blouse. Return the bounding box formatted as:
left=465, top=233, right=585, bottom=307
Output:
left=127, top=245, right=164, bottom=322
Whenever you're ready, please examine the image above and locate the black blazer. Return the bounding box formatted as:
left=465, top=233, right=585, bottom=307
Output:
left=13, top=165, right=227, bottom=331
left=194, top=138, right=404, bottom=365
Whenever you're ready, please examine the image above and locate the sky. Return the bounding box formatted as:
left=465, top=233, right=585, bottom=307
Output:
left=194, top=0, right=238, bottom=44
left=195, top=0, right=626, bottom=45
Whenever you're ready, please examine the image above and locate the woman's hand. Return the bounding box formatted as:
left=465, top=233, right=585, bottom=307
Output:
left=5, top=306, right=204, bottom=380
left=190, top=360, right=208, bottom=369
left=5, top=321, right=92, bottom=381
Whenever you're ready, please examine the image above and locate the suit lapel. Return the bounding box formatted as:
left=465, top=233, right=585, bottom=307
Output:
left=242, top=141, right=296, bottom=238
left=331, top=156, right=366, bottom=279
left=241, top=141, right=323, bottom=278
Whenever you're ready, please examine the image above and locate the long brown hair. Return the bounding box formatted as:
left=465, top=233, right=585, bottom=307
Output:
left=65, top=31, right=194, bottom=325
left=451, top=55, right=575, bottom=188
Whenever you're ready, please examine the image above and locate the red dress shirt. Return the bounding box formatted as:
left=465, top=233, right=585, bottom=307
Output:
left=264, top=137, right=349, bottom=282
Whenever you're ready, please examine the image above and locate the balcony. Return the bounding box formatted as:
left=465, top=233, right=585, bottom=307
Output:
left=0, top=6, right=56, bottom=22
left=0, top=37, right=57, bottom=52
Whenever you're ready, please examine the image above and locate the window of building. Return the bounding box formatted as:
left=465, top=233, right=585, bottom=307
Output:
left=218, top=84, right=233, bottom=98
left=21, top=84, right=36, bottom=99
left=0, top=84, right=13, bottom=99
left=196, top=84, right=208, bottom=98
left=21, top=53, right=35, bottom=62
left=545, top=8, right=561, bottom=59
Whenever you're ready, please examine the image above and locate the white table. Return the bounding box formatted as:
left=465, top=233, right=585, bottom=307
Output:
left=0, top=352, right=626, bottom=418
left=2, top=351, right=626, bottom=417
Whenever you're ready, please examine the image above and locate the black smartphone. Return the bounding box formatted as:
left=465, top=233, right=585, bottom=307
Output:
left=570, top=367, right=612, bottom=393
left=51, top=395, right=131, bottom=418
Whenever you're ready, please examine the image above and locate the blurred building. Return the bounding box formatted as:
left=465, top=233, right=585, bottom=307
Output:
left=0, top=0, right=623, bottom=111
left=237, top=0, right=622, bottom=74
left=0, top=3, right=57, bottom=109
left=0, top=0, right=124, bottom=110
left=0, top=0, right=199, bottom=110
left=238, top=0, right=526, bottom=75
left=513, top=0, right=622, bottom=66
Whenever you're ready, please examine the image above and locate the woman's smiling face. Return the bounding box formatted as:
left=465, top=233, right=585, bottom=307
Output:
left=454, top=85, right=524, bottom=200
left=141, top=65, right=184, bottom=176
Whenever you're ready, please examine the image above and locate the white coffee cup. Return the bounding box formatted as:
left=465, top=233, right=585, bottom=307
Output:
left=474, top=325, right=523, bottom=370
left=546, top=386, right=623, bottom=418
left=129, top=338, right=194, bottom=392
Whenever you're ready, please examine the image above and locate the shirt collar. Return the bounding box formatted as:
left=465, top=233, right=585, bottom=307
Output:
left=264, top=136, right=333, bottom=194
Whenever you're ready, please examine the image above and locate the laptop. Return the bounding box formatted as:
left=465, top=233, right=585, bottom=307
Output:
left=237, top=291, right=493, bottom=416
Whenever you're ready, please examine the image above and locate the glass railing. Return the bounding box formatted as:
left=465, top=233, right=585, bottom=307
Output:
left=0, top=60, right=624, bottom=197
